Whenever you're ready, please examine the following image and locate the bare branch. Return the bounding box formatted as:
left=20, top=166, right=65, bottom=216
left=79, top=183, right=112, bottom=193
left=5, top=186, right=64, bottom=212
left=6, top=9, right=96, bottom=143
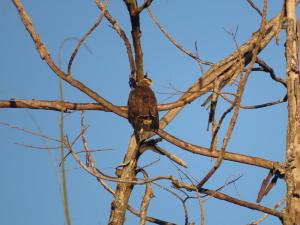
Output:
left=256, top=170, right=274, bottom=203
left=202, top=0, right=268, bottom=190
left=15, top=142, right=60, bottom=150
left=141, top=139, right=188, bottom=168
left=0, top=121, right=60, bottom=143
left=127, top=204, right=177, bottom=225
left=255, top=57, right=287, bottom=87
left=136, top=0, right=154, bottom=15
left=68, top=0, right=109, bottom=75
left=218, top=93, right=287, bottom=109
left=249, top=196, right=286, bottom=225
left=80, top=111, right=92, bottom=167
left=95, top=0, right=135, bottom=76
left=0, top=96, right=287, bottom=113
left=153, top=182, right=191, bottom=225
left=256, top=170, right=281, bottom=203
left=245, top=0, right=263, bottom=16
left=147, top=6, right=213, bottom=66
left=1, top=8, right=285, bottom=119
left=157, top=11, right=283, bottom=116
left=0, top=99, right=125, bottom=112
left=139, top=170, right=154, bottom=225
left=157, top=129, right=281, bottom=171
left=198, top=187, right=283, bottom=219
left=172, top=179, right=284, bottom=220
left=123, top=0, right=145, bottom=82
left=197, top=0, right=269, bottom=189
left=11, top=0, right=127, bottom=118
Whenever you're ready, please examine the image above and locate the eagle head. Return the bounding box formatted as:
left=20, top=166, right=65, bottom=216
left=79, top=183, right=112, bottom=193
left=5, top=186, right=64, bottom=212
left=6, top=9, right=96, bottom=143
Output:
left=139, top=76, right=152, bottom=87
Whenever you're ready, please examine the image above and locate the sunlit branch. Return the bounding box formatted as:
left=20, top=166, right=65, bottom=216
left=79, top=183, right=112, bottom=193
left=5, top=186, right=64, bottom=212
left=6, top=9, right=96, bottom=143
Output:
left=139, top=169, right=154, bottom=225
left=197, top=0, right=268, bottom=188
left=12, top=0, right=127, bottom=118
left=172, top=179, right=284, bottom=219
left=157, top=129, right=282, bottom=171
left=249, top=196, right=286, bottom=225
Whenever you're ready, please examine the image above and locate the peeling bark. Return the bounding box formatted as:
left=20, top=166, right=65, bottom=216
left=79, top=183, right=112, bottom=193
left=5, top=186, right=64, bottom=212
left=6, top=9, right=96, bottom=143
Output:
left=284, top=0, right=300, bottom=225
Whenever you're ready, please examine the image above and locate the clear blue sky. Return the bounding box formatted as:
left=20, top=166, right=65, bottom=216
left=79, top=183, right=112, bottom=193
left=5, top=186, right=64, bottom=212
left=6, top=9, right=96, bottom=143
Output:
left=0, top=1, right=297, bottom=225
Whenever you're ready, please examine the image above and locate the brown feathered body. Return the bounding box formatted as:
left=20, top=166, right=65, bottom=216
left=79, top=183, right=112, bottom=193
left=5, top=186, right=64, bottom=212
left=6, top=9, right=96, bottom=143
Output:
left=127, top=79, right=159, bottom=141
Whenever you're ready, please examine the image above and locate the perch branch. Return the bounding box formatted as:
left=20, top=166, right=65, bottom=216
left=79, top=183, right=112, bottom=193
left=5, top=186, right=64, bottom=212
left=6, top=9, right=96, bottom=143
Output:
left=3, top=7, right=285, bottom=116
left=12, top=0, right=127, bottom=118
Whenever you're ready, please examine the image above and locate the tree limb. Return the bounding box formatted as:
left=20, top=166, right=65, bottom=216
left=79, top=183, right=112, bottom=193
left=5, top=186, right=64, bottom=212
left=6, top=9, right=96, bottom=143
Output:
left=12, top=0, right=127, bottom=118
left=172, top=179, right=284, bottom=220
left=157, top=129, right=282, bottom=171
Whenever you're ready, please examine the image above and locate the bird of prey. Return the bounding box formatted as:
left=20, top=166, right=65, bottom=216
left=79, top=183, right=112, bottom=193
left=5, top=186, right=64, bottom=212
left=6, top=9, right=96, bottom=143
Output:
left=127, top=76, right=159, bottom=143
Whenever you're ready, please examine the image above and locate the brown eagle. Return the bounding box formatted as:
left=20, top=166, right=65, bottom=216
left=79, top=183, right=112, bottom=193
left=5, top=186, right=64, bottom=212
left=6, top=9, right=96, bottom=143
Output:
left=127, top=76, right=159, bottom=143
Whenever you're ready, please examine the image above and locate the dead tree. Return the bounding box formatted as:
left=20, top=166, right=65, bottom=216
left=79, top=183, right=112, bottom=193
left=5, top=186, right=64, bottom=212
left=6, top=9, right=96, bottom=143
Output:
left=1, top=0, right=299, bottom=224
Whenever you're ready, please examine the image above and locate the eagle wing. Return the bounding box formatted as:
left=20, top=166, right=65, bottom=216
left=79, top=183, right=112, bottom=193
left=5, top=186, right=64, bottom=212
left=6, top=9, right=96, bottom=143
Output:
left=127, top=85, right=159, bottom=132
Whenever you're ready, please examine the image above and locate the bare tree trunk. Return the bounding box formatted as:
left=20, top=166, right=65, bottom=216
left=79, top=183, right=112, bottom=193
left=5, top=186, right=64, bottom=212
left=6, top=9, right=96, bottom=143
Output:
left=108, top=137, right=139, bottom=225
left=284, top=0, right=300, bottom=225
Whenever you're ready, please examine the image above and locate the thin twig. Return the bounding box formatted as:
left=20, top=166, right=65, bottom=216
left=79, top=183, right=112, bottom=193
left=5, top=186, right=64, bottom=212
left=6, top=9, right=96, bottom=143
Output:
left=172, top=179, right=283, bottom=219
left=194, top=41, right=206, bottom=74
left=136, top=0, right=154, bottom=15
left=12, top=0, right=127, bottom=118
left=15, top=142, right=60, bottom=150
left=255, top=57, right=287, bottom=87
left=66, top=138, right=174, bottom=185
left=145, top=144, right=188, bottom=168
left=147, top=6, right=213, bottom=66
left=95, top=0, right=135, bottom=76
left=80, top=111, right=92, bottom=167
left=153, top=182, right=191, bottom=225
left=68, top=0, right=109, bottom=75
left=123, top=0, right=145, bottom=81
left=248, top=196, right=286, bottom=225
left=139, top=169, right=154, bottom=225
left=197, top=0, right=269, bottom=189
left=246, top=0, right=263, bottom=16
left=0, top=121, right=60, bottom=142
left=218, top=92, right=287, bottom=109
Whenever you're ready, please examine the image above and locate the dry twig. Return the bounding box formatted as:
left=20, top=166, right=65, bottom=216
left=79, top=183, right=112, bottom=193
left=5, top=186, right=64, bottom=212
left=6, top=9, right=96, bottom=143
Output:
left=246, top=0, right=263, bottom=16
left=147, top=6, right=213, bottom=66
left=68, top=0, right=109, bottom=75
left=139, top=169, right=154, bottom=225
